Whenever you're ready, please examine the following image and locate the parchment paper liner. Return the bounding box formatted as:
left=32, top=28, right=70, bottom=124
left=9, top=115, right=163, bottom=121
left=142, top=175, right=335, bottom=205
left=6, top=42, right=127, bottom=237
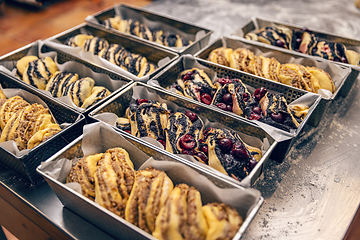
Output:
left=148, top=55, right=322, bottom=141
left=85, top=4, right=206, bottom=51
left=0, top=40, right=127, bottom=112
left=0, top=86, right=75, bottom=157
left=38, top=121, right=262, bottom=222
left=44, top=29, right=172, bottom=81
left=92, top=84, right=271, bottom=187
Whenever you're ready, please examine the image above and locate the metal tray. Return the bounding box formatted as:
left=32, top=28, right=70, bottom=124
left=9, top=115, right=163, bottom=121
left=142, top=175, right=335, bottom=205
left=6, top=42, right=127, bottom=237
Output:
left=150, top=55, right=322, bottom=161
left=233, top=16, right=360, bottom=97
left=194, top=36, right=352, bottom=127
left=85, top=3, right=213, bottom=56
left=0, top=72, right=85, bottom=183
left=46, top=23, right=179, bottom=81
left=0, top=41, right=134, bottom=116
left=88, top=82, right=277, bottom=187
left=36, top=121, right=264, bottom=240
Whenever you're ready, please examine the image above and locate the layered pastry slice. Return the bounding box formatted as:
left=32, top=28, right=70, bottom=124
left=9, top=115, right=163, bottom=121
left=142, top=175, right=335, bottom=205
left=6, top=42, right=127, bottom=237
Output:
left=94, top=147, right=135, bottom=218
left=125, top=168, right=174, bottom=233
left=211, top=78, right=252, bottom=116
left=229, top=48, right=256, bottom=74
left=165, top=110, right=206, bottom=161
left=0, top=96, right=30, bottom=129
left=124, top=99, right=170, bottom=146
left=245, top=26, right=293, bottom=49
left=67, top=153, right=104, bottom=200
left=204, top=127, right=262, bottom=181
left=152, top=184, right=208, bottom=240
left=21, top=57, right=58, bottom=90
left=169, top=68, right=217, bottom=105
left=244, top=87, right=301, bottom=132
left=207, top=47, right=233, bottom=67
left=202, top=202, right=243, bottom=240
left=45, top=71, right=80, bottom=97
left=62, top=77, right=95, bottom=108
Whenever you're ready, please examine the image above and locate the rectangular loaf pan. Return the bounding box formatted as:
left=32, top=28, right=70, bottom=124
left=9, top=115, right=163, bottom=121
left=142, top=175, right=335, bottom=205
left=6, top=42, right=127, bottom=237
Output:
left=85, top=3, right=213, bottom=56
left=232, top=16, right=360, bottom=98
left=149, top=54, right=322, bottom=161
left=37, top=121, right=264, bottom=240
left=0, top=40, right=134, bottom=116
left=88, top=82, right=277, bottom=187
left=194, top=36, right=352, bottom=127
left=45, top=23, right=179, bottom=82
left=0, top=72, right=85, bottom=183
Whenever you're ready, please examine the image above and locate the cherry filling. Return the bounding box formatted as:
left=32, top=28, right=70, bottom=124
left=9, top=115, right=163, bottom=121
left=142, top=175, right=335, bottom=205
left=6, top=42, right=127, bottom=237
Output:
left=185, top=110, right=198, bottom=122
left=158, top=139, right=166, bottom=148
left=136, top=99, right=149, bottom=105
left=254, top=87, right=267, bottom=101
left=182, top=70, right=195, bottom=80
left=247, top=157, right=258, bottom=172
left=270, top=112, right=284, bottom=123
left=218, top=138, right=233, bottom=153
left=195, top=152, right=208, bottom=164
left=179, top=134, right=196, bottom=150
left=276, top=39, right=285, bottom=48
left=200, top=93, right=212, bottom=105
left=242, top=93, right=249, bottom=102
left=217, top=77, right=233, bottom=85
left=231, top=142, right=249, bottom=160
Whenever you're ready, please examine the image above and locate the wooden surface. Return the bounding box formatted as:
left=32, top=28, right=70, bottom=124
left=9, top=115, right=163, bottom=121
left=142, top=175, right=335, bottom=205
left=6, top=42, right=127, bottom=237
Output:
left=0, top=0, right=152, bottom=56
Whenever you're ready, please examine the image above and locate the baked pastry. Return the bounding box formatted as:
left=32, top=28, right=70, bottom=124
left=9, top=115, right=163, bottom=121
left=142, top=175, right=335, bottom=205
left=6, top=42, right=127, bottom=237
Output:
left=0, top=89, right=6, bottom=100
left=64, top=34, right=94, bottom=48
left=244, top=87, right=300, bottom=131
left=245, top=26, right=360, bottom=65
left=45, top=71, right=80, bottom=97
left=202, top=202, right=243, bottom=240
left=207, top=47, right=233, bottom=67
left=83, top=36, right=109, bottom=55
left=152, top=184, right=208, bottom=240
left=168, top=68, right=216, bottom=105
left=211, top=78, right=252, bottom=116
left=22, top=57, right=58, bottom=90
left=165, top=110, right=205, bottom=160
left=125, top=168, right=174, bottom=233
left=102, top=16, right=192, bottom=48
left=63, top=77, right=95, bottom=108
left=0, top=97, right=61, bottom=150
left=16, top=55, right=39, bottom=77
left=67, top=153, right=104, bottom=200
left=126, top=99, right=170, bottom=145
left=204, top=127, right=261, bottom=181
left=207, top=47, right=336, bottom=94
left=94, top=147, right=135, bottom=218
left=0, top=96, right=30, bottom=130
left=80, top=86, right=111, bottom=109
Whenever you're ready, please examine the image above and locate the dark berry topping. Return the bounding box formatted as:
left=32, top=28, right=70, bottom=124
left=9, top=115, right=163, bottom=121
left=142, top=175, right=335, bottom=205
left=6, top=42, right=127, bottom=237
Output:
left=158, top=139, right=166, bottom=148
left=183, top=71, right=194, bottom=80
left=179, top=134, right=196, bottom=150
left=270, top=112, right=284, bottom=123
left=222, top=93, right=232, bottom=104
left=216, top=103, right=228, bottom=111
left=252, top=106, right=262, bottom=115
left=218, top=138, right=233, bottom=153
left=181, top=149, right=195, bottom=155
left=200, top=93, right=212, bottom=105
left=242, top=93, right=249, bottom=102
left=185, top=110, right=198, bottom=122
left=276, top=40, right=285, bottom=48
left=341, top=57, right=348, bottom=63
left=136, top=99, right=149, bottom=105
left=247, top=157, right=258, bottom=171
left=125, top=130, right=131, bottom=134
left=254, top=87, right=267, bottom=101
left=249, top=112, right=261, bottom=120
left=226, top=105, right=233, bottom=112
left=200, top=145, right=208, bottom=154
left=217, top=77, right=232, bottom=85
left=195, top=152, right=208, bottom=164
left=231, top=141, right=249, bottom=160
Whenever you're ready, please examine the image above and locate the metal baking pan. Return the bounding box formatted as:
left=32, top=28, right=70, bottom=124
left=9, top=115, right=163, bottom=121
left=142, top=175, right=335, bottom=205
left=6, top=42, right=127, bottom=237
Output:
left=194, top=36, right=352, bottom=127
left=149, top=54, right=322, bottom=161
left=0, top=40, right=134, bottom=116
left=85, top=3, right=213, bottom=56
left=88, top=82, right=277, bottom=187
left=36, top=121, right=264, bottom=240
left=232, top=16, right=360, bottom=98
left=45, top=23, right=179, bottom=82
left=0, top=72, right=85, bottom=183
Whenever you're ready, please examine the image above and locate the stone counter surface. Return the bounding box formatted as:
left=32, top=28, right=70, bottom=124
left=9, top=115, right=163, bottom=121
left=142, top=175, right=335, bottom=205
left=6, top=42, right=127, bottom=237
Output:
left=144, top=0, right=360, bottom=239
